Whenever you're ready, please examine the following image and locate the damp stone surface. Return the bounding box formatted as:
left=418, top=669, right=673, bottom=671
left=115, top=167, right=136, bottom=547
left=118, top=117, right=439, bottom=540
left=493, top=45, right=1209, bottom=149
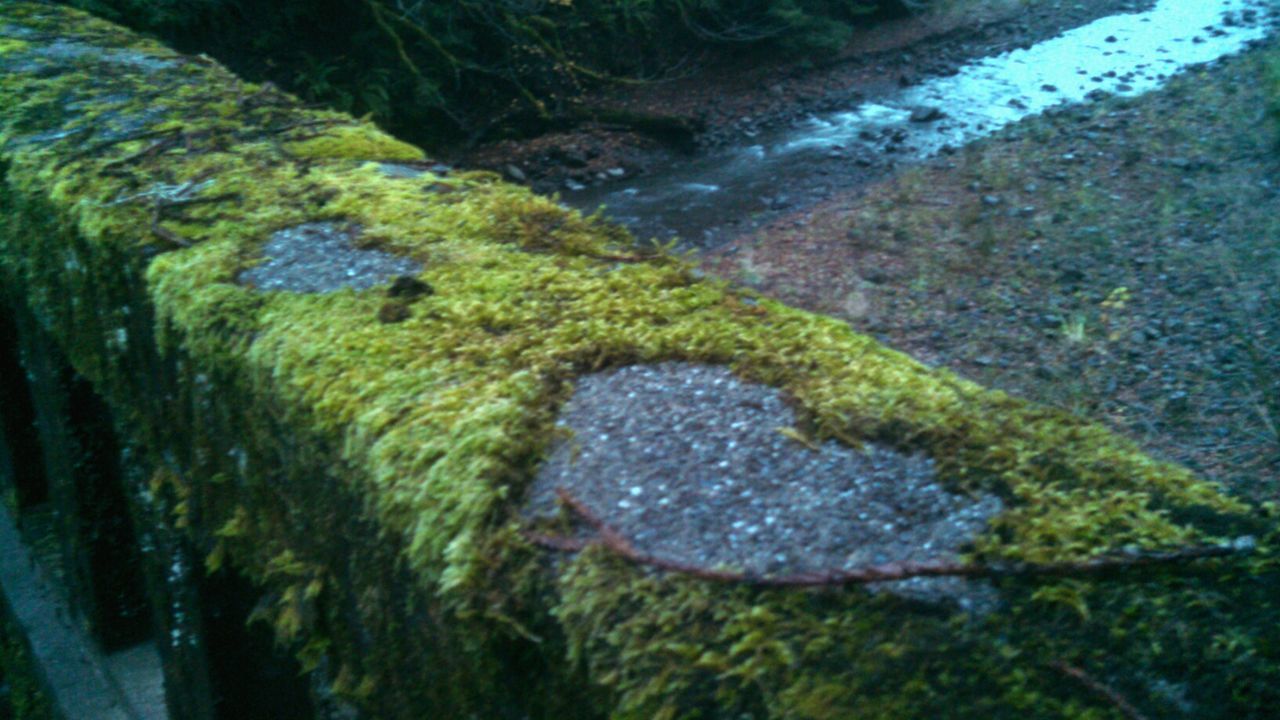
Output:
left=528, top=362, right=1004, bottom=606
left=237, top=222, right=423, bottom=293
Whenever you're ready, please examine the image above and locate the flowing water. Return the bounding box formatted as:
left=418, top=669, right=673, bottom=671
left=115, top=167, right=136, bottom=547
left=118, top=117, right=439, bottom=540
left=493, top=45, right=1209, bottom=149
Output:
left=564, top=0, right=1276, bottom=249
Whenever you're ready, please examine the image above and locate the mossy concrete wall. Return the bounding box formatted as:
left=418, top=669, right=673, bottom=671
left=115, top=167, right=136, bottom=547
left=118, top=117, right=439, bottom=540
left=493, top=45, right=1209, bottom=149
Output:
left=0, top=3, right=1276, bottom=718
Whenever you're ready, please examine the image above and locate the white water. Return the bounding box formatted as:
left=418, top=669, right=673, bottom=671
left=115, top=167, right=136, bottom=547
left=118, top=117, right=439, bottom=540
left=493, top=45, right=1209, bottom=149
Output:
left=567, top=0, right=1276, bottom=246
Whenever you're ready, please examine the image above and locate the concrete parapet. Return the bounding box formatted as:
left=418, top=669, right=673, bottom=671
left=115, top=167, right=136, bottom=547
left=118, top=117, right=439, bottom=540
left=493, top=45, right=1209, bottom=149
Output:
left=0, top=4, right=1271, bottom=718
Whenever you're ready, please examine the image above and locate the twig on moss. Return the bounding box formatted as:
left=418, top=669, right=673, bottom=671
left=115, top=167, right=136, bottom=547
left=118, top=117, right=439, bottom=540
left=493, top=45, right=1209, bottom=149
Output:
left=106, top=168, right=218, bottom=208
left=236, top=80, right=289, bottom=111
left=524, top=488, right=1252, bottom=588
left=523, top=532, right=588, bottom=553
left=1050, top=661, right=1150, bottom=720
left=149, top=211, right=191, bottom=248
left=100, top=131, right=186, bottom=171
left=159, top=192, right=241, bottom=210
left=66, top=126, right=181, bottom=164
left=259, top=118, right=348, bottom=137
left=129, top=170, right=228, bottom=248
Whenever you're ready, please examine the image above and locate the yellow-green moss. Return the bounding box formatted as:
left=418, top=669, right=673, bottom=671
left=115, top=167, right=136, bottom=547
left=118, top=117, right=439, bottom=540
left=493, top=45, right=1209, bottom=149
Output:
left=1, top=4, right=1273, bottom=719
left=282, top=122, right=427, bottom=162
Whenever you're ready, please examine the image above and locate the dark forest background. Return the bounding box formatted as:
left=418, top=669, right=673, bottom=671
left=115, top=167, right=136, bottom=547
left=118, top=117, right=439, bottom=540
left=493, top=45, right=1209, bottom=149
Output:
left=61, top=0, right=927, bottom=149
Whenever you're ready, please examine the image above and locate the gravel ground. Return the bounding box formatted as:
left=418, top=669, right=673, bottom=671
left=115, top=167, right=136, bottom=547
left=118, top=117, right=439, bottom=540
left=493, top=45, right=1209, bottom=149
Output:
left=526, top=362, right=1003, bottom=607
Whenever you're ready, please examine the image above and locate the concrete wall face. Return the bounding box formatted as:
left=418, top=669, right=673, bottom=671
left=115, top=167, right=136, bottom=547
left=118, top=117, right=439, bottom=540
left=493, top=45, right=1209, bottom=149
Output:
left=0, top=4, right=1273, bottom=720
left=9, top=304, right=148, bottom=651
left=2, top=259, right=322, bottom=720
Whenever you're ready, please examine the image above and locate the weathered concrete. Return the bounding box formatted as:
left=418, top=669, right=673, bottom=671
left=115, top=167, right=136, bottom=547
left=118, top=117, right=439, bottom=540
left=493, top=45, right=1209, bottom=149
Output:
left=0, top=3, right=1272, bottom=719
left=0, top=499, right=163, bottom=720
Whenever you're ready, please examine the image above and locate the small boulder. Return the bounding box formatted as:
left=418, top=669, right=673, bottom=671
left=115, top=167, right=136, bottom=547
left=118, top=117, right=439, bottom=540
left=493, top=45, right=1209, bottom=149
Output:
left=909, top=105, right=945, bottom=123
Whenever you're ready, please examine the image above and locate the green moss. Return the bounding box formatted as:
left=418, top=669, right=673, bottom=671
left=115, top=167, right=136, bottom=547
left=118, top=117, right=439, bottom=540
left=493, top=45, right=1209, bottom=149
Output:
left=1, top=4, right=1273, bottom=719
left=282, top=122, right=427, bottom=162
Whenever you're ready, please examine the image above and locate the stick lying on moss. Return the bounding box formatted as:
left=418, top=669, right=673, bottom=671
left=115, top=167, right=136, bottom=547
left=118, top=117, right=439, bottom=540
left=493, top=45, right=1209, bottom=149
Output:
left=4, top=7, right=1274, bottom=716
left=1050, top=661, right=1151, bottom=720
left=525, top=488, right=1254, bottom=588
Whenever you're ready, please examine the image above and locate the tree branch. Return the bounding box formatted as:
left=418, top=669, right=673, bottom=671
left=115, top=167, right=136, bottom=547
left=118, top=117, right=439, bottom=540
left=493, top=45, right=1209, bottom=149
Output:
left=523, top=487, right=1252, bottom=588
left=1050, top=661, right=1151, bottom=720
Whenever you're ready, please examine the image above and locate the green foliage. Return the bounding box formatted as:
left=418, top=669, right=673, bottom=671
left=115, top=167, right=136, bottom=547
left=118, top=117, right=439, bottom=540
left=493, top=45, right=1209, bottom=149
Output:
left=293, top=55, right=395, bottom=120
left=58, top=0, right=908, bottom=147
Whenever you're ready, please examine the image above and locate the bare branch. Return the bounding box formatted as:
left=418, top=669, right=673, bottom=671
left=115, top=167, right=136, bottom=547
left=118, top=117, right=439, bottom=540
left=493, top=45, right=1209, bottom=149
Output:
left=524, top=487, right=1253, bottom=588
left=1051, top=661, right=1151, bottom=720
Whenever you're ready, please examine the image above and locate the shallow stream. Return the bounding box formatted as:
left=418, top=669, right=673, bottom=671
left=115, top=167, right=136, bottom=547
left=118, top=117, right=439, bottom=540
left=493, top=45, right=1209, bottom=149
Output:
left=564, top=0, right=1275, bottom=248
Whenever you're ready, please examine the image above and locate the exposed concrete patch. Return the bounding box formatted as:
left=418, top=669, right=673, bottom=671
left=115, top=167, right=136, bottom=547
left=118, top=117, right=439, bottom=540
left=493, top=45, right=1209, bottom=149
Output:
left=237, top=222, right=423, bottom=294
left=376, top=163, right=429, bottom=179
left=528, top=362, right=1003, bottom=606
left=375, top=162, right=455, bottom=180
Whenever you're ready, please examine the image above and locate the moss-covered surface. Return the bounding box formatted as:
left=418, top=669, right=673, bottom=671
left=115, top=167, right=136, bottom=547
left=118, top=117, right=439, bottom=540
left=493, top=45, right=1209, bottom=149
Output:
left=0, top=617, right=54, bottom=720
left=0, top=3, right=1275, bottom=718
